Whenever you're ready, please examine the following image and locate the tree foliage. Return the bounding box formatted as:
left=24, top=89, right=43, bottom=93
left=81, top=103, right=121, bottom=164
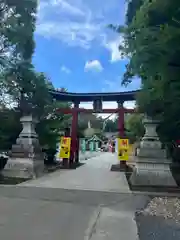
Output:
left=0, top=0, right=37, bottom=67
left=0, top=1, right=71, bottom=152
left=0, top=69, right=71, bottom=151
left=113, top=0, right=180, bottom=143
left=0, top=109, right=21, bottom=151
left=103, top=118, right=118, bottom=132
left=0, top=0, right=38, bottom=110
left=126, top=113, right=144, bottom=142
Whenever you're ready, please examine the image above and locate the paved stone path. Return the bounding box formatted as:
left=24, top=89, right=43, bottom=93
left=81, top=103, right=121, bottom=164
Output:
left=0, top=152, right=150, bottom=240
left=20, top=152, right=130, bottom=193
left=56, top=151, right=102, bottom=162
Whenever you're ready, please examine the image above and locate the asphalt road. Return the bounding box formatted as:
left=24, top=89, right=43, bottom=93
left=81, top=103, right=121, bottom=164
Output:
left=0, top=187, right=149, bottom=240
left=136, top=214, right=180, bottom=240
left=0, top=152, right=179, bottom=239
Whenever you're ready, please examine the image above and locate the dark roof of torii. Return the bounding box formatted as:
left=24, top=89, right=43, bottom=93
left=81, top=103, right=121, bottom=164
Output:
left=49, top=89, right=139, bottom=102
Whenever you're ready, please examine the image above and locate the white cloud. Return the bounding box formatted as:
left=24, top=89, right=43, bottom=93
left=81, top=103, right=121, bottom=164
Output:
left=36, top=0, right=124, bottom=49
left=61, top=65, right=71, bottom=74
left=105, top=37, right=125, bottom=62
left=84, top=60, right=103, bottom=72
left=36, top=0, right=104, bottom=48
left=36, top=21, right=104, bottom=49
left=51, top=0, right=85, bottom=16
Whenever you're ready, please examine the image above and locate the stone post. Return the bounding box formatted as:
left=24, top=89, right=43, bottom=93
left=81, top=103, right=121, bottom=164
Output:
left=130, top=116, right=177, bottom=187
left=2, top=115, right=44, bottom=179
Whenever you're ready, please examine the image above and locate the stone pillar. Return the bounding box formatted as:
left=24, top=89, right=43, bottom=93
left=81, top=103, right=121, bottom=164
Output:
left=2, top=115, right=44, bottom=179
left=130, top=116, right=177, bottom=187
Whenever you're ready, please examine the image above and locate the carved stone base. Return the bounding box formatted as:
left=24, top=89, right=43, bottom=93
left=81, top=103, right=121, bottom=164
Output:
left=137, top=148, right=167, bottom=159
left=2, top=158, right=44, bottom=179
left=130, top=162, right=177, bottom=187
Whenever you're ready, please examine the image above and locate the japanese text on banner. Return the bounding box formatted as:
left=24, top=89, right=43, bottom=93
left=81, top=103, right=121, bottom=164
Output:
left=59, top=137, right=71, bottom=159
left=118, top=138, right=129, bottom=161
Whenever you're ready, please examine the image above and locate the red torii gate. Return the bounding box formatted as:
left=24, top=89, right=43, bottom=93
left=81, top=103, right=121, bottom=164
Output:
left=50, top=90, right=138, bottom=168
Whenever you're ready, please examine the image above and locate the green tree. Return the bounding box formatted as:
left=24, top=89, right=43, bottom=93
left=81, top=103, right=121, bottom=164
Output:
left=0, top=0, right=38, bottom=108
left=0, top=1, right=71, bottom=156
left=36, top=90, right=71, bottom=150
left=0, top=71, right=71, bottom=151
left=0, top=0, right=37, bottom=67
left=126, top=114, right=144, bottom=142
left=103, top=118, right=118, bottom=132
left=0, top=0, right=39, bottom=150
left=125, top=0, right=143, bottom=25
left=112, top=0, right=180, bottom=144
left=0, top=109, right=21, bottom=151
left=78, top=113, right=103, bottom=137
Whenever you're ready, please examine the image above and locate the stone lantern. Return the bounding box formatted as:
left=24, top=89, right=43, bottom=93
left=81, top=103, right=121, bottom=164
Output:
left=130, top=115, right=177, bottom=187
left=2, top=93, right=44, bottom=179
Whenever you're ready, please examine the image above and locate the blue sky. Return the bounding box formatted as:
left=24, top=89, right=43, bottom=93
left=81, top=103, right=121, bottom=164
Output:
left=33, top=0, right=141, bottom=112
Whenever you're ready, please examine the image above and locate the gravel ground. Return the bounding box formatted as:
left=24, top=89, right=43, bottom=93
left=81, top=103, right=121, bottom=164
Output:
left=137, top=197, right=180, bottom=223
left=136, top=197, right=180, bottom=240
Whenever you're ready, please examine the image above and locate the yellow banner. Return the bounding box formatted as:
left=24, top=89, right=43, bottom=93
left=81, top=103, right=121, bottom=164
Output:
left=59, top=137, right=71, bottom=159
left=118, top=138, right=129, bottom=150
left=118, top=138, right=129, bottom=161
left=118, top=149, right=129, bottom=161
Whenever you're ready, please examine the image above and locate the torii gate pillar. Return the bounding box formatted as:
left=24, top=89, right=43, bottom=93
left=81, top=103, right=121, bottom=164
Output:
left=117, top=101, right=127, bottom=170
left=70, top=101, right=79, bottom=166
